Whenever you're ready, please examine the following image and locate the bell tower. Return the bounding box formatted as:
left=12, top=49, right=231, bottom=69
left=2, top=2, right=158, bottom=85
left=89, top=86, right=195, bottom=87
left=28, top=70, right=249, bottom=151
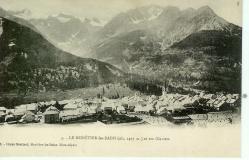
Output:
left=162, top=86, right=166, bottom=96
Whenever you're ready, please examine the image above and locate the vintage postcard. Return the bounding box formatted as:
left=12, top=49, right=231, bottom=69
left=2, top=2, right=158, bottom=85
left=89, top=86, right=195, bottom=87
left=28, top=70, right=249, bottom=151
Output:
left=0, top=0, right=242, bottom=157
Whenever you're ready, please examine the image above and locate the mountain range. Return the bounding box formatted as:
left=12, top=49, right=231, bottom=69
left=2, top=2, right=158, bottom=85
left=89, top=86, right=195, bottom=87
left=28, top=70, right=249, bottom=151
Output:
left=0, top=5, right=242, bottom=93
left=94, top=5, right=242, bottom=92
left=29, top=14, right=105, bottom=57
left=9, top=9, right=106, bottom=57
left=93, top=5, right=241, bottom=65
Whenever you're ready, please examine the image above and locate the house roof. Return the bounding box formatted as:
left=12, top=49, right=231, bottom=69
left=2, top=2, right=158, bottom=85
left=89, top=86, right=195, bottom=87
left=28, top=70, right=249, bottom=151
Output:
left=166, top=103, right=185, bottom=111
left=13, top=110, right=26, bottom=116
left=43, top=110, right=59, bottom=115
left=213, top=99, right=221, bottom=105
left=207, top=99, right=216, bottom=105
left=60, top=110, right=82, bottom=117
left=42, top=101, right=56, bottom=106
left=134, top=106, right=150, bottom=112
left=63, top=103, right=78, bottom=109
left=15, top=103, right=38, bottom=111
left=127, top=101, right=137, bottom=106
left=156, top=107, right=167, bottom=114
left=214, top=100, right=226, bottom=108
left=87, top=107, right=97, bottom=114
left=59, top=99, right=71, bottom=105
left=116, top=106, right=125, bottom=112
left=203, top=94, right=214, bottom=99
left=226, top=99, right=237, bottom=104
left=24, top=110, right=35, bottom=116
left=0, top=107, right=7, bottom=110
left=5, top=114, right=14, bottom=119
left=232, top=94, right=239, bottom=99
left=45, top=106, right=59, bottom=112
left=0, top=111, right=6, bottom=116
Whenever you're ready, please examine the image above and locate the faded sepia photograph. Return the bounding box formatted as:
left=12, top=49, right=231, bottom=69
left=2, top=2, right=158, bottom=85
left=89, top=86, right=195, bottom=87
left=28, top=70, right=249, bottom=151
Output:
left=0, top=0, right=242, bottom=157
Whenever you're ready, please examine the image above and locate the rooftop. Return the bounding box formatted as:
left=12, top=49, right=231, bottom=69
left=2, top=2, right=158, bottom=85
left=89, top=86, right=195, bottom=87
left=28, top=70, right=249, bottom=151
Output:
left=0, top=107, right=7, bottom=110
left=43, top=110, right=59, bottom=115
left=0, top=111, right=6, bottom=116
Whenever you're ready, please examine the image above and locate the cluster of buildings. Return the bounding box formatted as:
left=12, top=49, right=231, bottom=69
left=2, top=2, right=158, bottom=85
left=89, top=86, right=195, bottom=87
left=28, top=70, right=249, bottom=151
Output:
left=125, top=91, right=240, bottom=124
left=0, top=98, right=141, bottom=125
left=0, top=91, right=240, bottom=125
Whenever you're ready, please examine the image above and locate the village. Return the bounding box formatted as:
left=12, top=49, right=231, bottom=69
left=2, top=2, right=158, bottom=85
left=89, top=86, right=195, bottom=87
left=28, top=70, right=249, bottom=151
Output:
left=0, top=87, right=240, bottom=127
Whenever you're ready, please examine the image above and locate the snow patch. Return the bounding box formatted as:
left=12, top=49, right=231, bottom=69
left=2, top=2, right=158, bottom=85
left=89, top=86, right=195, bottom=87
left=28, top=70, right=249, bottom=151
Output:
left=13, top=9, right=32, bottom=20
left=57, top=16, right=71, bottom=23
left=131, top=7, right=163, bottom=24
left=8, top=42, right=15, bottom=47
left=90, top=19, right=107, bottom=26
left=71, top=31, right=81, bottom=38
left=148, top=9, right=163, bottom=20
left=140, top=36, right=147, bottom=40
left=97, top=42, right=106, bottom=48
left=106, top=65, right=121, bottom=76
left=131, top=18, right=144, bottom=24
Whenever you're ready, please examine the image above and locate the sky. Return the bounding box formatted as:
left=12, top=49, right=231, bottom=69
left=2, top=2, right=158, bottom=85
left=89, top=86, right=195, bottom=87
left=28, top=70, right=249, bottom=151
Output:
left=0, top=0, right=242, bottom=26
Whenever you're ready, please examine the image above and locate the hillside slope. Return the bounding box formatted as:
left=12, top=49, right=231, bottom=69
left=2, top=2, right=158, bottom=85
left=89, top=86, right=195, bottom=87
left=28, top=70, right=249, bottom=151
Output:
left=0, top=17, right=124, bottom=93
left=93, top=6, right=241, bottom=69
left=29, top=14, right=103, bottom=57
left=92, top=6, right=242, bottom=93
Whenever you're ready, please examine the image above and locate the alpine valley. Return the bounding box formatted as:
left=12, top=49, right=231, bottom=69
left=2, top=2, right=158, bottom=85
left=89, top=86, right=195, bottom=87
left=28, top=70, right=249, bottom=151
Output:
left=0, top=8, right=125, bottom=95
left=0, top=5, right=242, bottom=98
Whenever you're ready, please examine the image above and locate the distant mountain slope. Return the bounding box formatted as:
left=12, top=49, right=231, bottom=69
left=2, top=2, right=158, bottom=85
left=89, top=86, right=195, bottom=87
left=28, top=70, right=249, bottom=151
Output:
left=171, top=29, right=242, bottom=60
left=0, top=5, right=242, bottom=93
left=0, top=17, right=124, bottom=93
left=92, top=5, right=242, bottom=93
left=6, top=8, right=107, bottom=57
left=0, top=17, right=81, bottom=67
left=29, top=14, right=103, bottom=57
left=97, top=5, right=163, bottom=38
left=93, top=30, right=161, bottom=69
left=96, top=5, right=237, bottom=42
left=0, top=7, right=38, bottom=33
left=30, top=14, right=102, bottom=42
left=93, top=5, right=242, bottom=69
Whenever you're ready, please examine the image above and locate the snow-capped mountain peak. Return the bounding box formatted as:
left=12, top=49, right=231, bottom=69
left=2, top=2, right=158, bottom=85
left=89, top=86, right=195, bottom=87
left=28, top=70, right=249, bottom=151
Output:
left=128, top=5, right=164, bottom=24
left=10, top=9, right=32, bottom=20
left=83, top=17, right=106, bottom=26
left=54, top=13, right=73, bottom=23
